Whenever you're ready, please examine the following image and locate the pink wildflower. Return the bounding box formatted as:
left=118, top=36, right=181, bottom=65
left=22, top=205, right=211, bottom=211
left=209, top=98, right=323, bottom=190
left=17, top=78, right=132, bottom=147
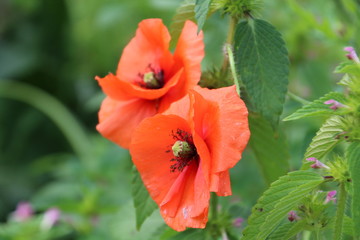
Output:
left=41, top=208, right=61, bottom=230
left=324, top=99, right=345, bottom=110
left=324, top=190, right=337, bottom=204
left=306, top=157, right=330, bottom=169
left=13, top=202, right=33, bottom=222
left=344, top=46, right=360, bottom=63
left=288, top=211, right=300, bottom=222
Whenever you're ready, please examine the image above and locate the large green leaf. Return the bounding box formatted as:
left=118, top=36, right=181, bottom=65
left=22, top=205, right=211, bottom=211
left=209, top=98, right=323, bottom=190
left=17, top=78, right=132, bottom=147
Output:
left=234, top=19, right=289, bottom=128
left=249, top=114, right=290, bottom=185
left=241, top=171, right=324, bottom=240
left=302, top=116, right=344, bottom=168
left=346, top=141, right=360, bottom=239
left=194, top=0, right=211, bottom=32
left=132, top=167, right=158, bottom=230
left=268, top=221, right=307, bottom=240
left=170, top=0, right=196, bottom=48
left=283, top=92, right=347, bottom=121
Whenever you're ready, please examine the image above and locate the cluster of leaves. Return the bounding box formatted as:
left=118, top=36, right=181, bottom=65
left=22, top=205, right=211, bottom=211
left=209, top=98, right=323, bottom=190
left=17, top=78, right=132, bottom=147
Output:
left=242, top=54, right=360, bottom=238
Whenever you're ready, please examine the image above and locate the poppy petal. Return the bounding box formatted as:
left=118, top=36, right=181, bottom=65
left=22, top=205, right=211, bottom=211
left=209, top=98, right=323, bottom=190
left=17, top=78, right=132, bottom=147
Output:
left=193, top=86, right=250, bottom=173
left=160, top=21, right=204, bottom=110
left=116, top=19, right=174, bottom=83
left=97, top=69, right=183, bottom=101
left=162, top=94, right=190, bottom=120
left=160, top=163, right=209, bottom=231
left=210, top=171, right=232, bottom=196
left=97, top=97, right=157, bottom=149
left=129, top=114, right=191, bottom=206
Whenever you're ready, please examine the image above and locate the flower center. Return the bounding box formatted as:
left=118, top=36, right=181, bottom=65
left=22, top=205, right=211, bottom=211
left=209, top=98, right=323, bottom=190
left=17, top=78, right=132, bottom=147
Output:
left=172, top=140, right=195, bottom=158
left=137, top=66, right=164, bottom=89
left=168, top=129, right=198, bottom=172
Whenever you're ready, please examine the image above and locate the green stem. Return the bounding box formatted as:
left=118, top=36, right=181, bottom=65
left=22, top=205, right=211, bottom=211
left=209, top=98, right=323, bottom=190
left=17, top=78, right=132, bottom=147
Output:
left=333, top=183, right=347, bottom=240
left=0, top=80, right=94, bottom=165
left=287, top=91, right=311, bottom=105
left=316, top=229, right=321, bottom=240
left=211, top=192, right=218, bottom=221
left=226, top=44, right=243, bottom=95
left=221, top=17, right=238, bottom=72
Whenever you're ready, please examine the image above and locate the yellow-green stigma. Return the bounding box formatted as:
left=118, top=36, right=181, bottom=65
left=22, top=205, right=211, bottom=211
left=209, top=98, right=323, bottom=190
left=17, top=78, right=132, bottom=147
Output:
left=143, top=72, right=162, bottom=89
left=172, top=140, right=194, bottom=158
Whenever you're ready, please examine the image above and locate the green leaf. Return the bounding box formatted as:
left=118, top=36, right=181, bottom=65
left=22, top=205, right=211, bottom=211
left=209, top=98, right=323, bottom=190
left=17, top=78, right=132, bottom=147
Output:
left=249, top=114, right=290, bottom=185
left=234, top=19, right=289, bottom=128
left=132, top=167, right=158, bottom=230
left=346, top=141, right=360, bottom=239
left=326, top=215, right=354, bottom=237
left=195, top=0, right=211, bottom=32
left=335, top=62, right=360, bottom=88
left=168, top=229, right=209, bottom=240
left=268, top=221, right=307, bottom=240
left=302, top=116, right=344, bottom=168
left=241, top=171, right=324, bottom=240
left=170, top=0, right=196, bottom=48
left=283, top=92, right=347, bottom=121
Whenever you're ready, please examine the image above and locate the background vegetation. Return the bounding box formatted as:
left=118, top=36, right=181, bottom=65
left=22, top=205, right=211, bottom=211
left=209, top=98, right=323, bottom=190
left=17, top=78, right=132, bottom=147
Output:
left=0, top=0, right=359, bottom=239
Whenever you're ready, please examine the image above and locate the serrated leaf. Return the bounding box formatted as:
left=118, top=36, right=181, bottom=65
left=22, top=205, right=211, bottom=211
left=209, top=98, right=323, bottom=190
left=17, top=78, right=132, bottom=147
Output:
left=132, top=167, right=158, bottom=230
left=195, top=0, right=211, bottom=32
left=335, top=62, right=360, bottom=88
left=346, top=141, right=360, bottom=238
left=326, top=215, right=354, bottom=237
left=283, top=92, right=347, bottom=121
left=268, top=221, right=306, bottom=240
left=249, top=114, right=289, bottom=185
left=241, top=171, right=324, bottom=240
left=302, top=116, right=344, bottom=168
left=234, top=19, right=289, bottom=128
left=170, top=0, right=196, bottom=48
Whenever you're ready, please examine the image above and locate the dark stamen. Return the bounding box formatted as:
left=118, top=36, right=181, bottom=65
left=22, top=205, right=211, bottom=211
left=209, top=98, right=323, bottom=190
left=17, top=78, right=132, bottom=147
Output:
left=137, top=65, right=164, bottom=89
left=168, top=129, right=198, bottom=172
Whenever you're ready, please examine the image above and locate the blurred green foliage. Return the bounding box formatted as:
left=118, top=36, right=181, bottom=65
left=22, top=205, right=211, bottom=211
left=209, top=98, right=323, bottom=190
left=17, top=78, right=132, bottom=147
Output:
left=0, top=0, right=359, bottom=239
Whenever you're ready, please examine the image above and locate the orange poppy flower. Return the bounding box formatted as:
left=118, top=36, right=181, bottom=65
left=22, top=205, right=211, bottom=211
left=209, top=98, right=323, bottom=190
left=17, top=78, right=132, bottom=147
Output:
left=129, top=86, right=250, bottom=231
left=96, top=19, right=204, bottom=149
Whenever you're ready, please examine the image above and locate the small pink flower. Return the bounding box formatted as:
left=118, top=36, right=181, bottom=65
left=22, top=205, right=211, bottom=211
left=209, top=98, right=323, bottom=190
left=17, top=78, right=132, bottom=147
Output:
left=306, top=157, right=330, bottom=169
left=344, top=46, right=360, bottom=63
left=288, top=211, right=300, bottom=222
left=41, top=208, right=61, bottom=230
left=13, top=202, right=33, bottom=222
left=324, top=99, right=345, bottom=110
left=233, top=217, right=244, bottom=228
left=324, top=190, right=337, bottom=204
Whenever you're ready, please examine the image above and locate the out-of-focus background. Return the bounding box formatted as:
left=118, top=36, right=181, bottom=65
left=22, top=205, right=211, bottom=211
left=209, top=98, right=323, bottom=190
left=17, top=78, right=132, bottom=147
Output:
left=0, top=0, right=359, bottom=239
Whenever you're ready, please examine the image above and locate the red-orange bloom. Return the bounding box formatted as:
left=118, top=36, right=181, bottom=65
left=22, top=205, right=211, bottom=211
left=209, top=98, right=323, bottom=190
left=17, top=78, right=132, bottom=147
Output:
left=129, top=86, right=250, bottom=231
left=96, top=19, right=204, bottom=149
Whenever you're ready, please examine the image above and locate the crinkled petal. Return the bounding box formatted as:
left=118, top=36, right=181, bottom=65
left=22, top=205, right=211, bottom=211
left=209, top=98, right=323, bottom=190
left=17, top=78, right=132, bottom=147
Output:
left=116, top=19, right=174, bottom=83
left=96, top=69, right=182, bottom=101
left=160, top=163, right=209, bottom=231
left=97, top=97, right=157, bottom=149
left=130, top=114, right=209, bottom=231
left=193, top=86, right=250, bottom=173
left=160, top=20, right=204, bottom=111
left=129, top=115, right=190, bottom=206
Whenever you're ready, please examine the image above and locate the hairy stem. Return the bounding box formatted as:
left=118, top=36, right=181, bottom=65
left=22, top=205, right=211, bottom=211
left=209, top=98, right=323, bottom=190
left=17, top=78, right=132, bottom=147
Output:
left=221, top=17, right=238, bottom=72
left=333, top=183, right=347, bottom=240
